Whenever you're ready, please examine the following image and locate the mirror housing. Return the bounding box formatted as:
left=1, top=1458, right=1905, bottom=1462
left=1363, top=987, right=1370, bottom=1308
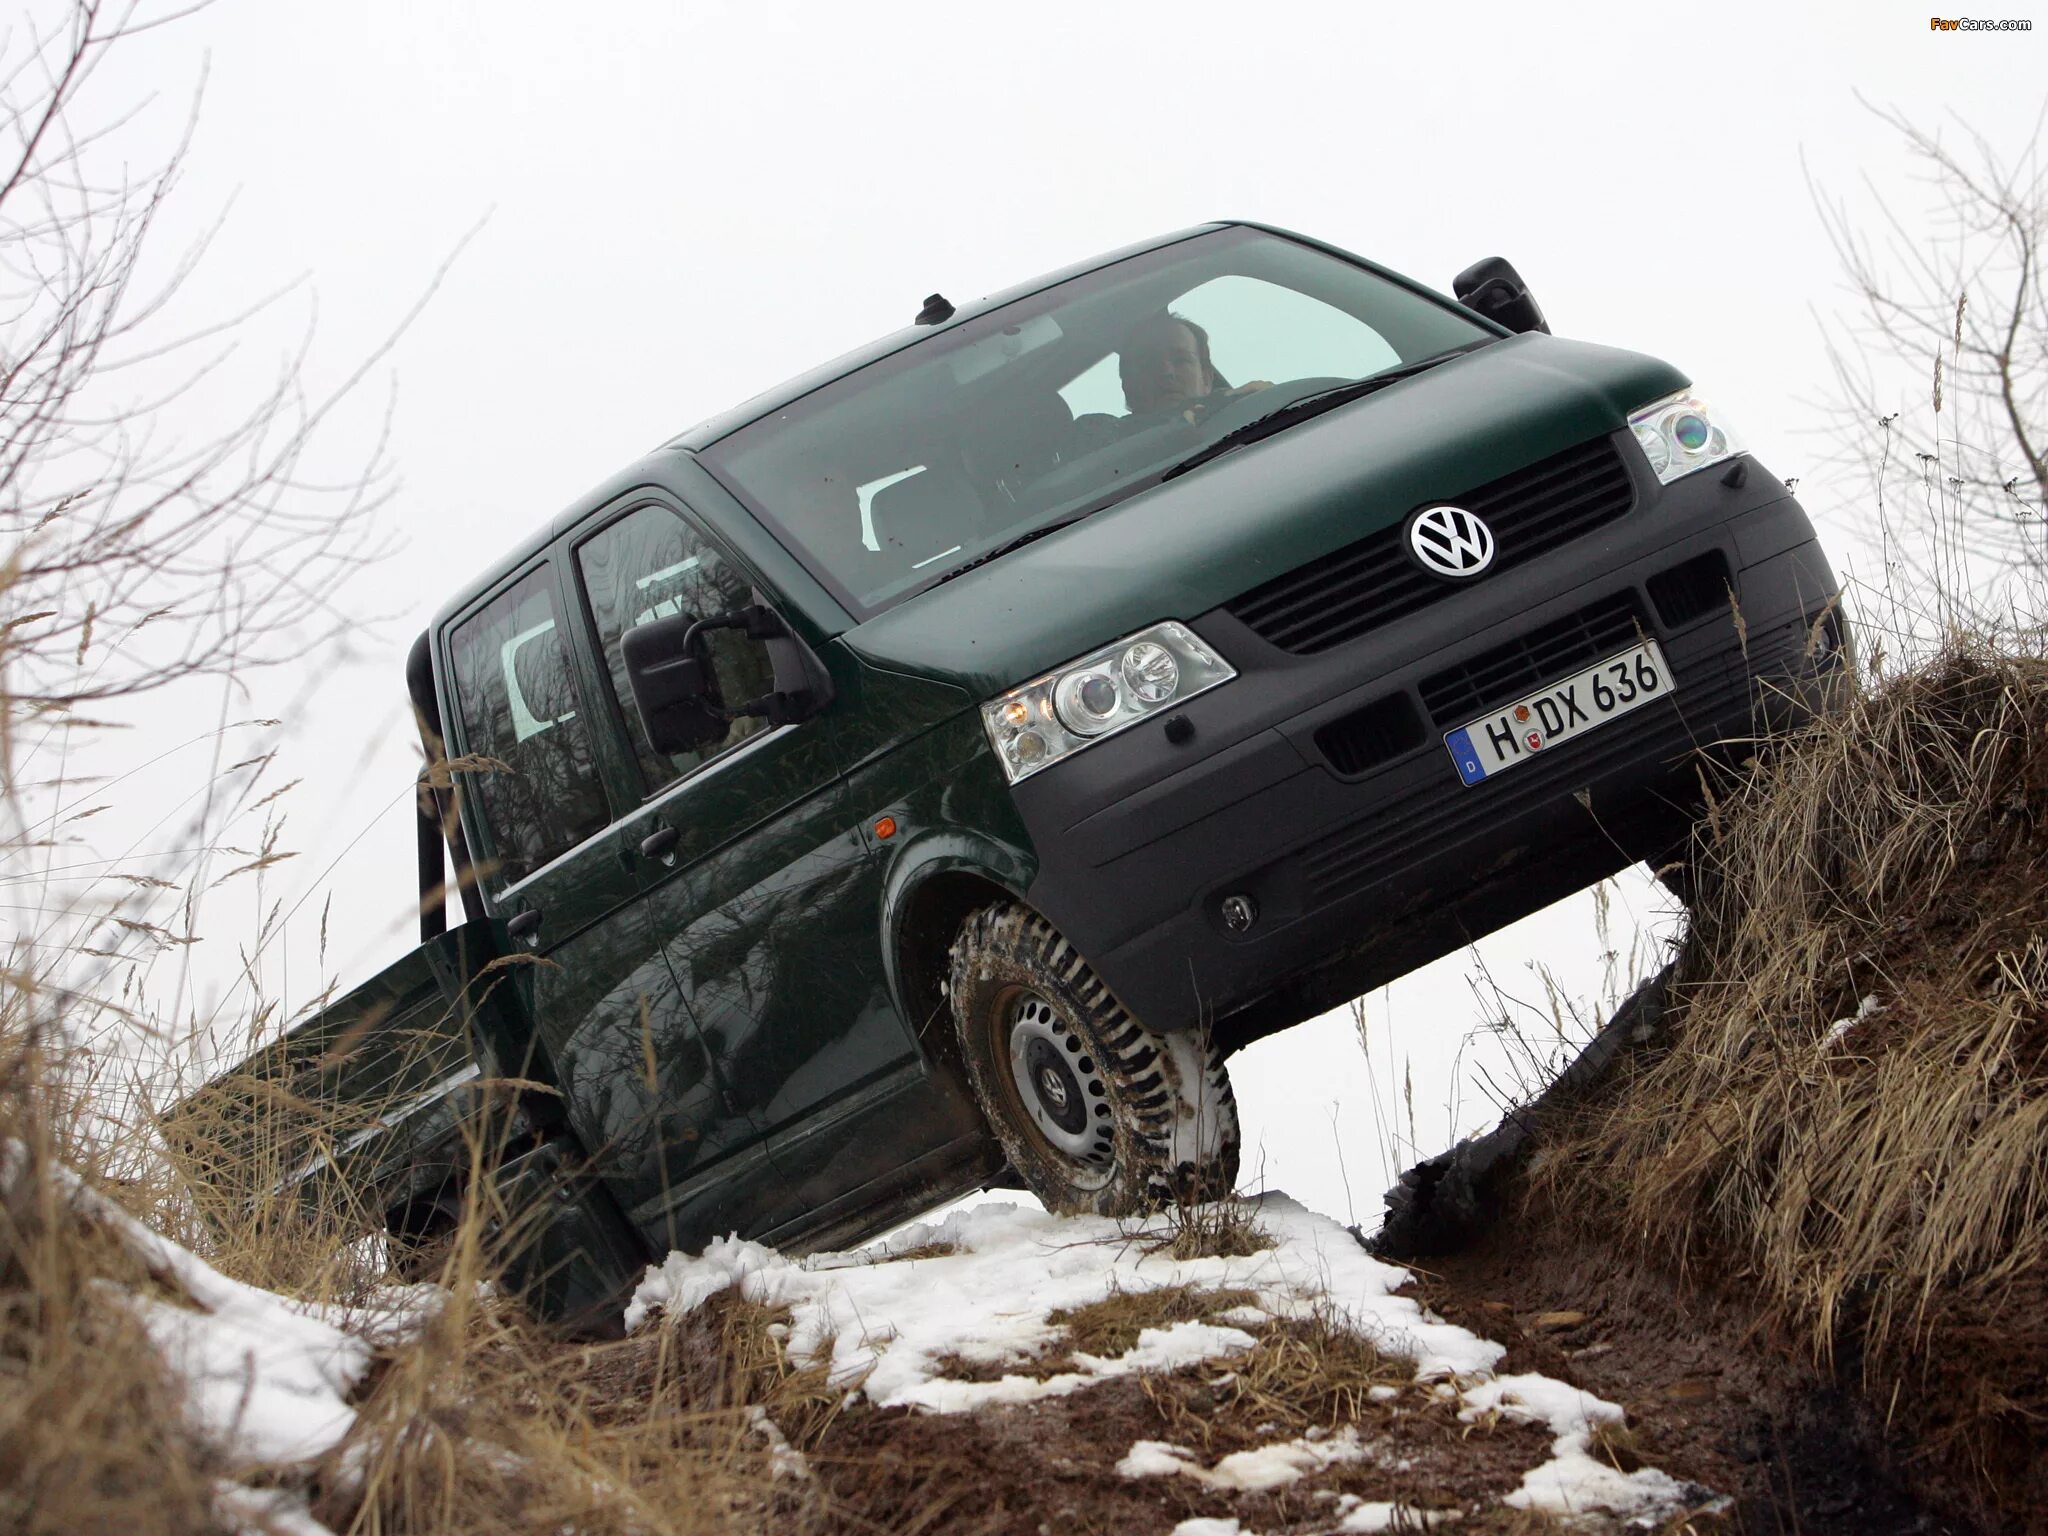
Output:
left=621, top=613, right=729, bottom=755
left=620, top=600, right=834, bottom=757
left=1452, top=257, right=1550, bottom=335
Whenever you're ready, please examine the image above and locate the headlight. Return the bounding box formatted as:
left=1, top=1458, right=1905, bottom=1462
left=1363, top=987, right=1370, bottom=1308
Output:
left=1628, top=389, right=1742, bottom=485
left=982, top=621, right=1235, bottom=783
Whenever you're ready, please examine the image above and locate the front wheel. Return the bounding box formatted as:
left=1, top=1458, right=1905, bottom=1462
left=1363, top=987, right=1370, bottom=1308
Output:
left=946, top=903, right=1239, bottom=1216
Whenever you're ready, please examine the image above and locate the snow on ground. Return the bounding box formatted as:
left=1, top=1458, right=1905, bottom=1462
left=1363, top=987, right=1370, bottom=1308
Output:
left=630, top=1191, right=1708, bottom=1528
left=628, top=1194, right=1496, bottom=1412
left=12, top=1128, right=1713, bottom=1533
left=1459, top=1374, right=1705, bottom=1522
left=3, top=1141, right=441, bottom=1536
left=1117, top=1427, right=1368, bottom=1492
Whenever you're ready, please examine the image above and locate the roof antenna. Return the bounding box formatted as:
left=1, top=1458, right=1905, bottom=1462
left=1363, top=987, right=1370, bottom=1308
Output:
left=915, top=292, right=954, bottom=326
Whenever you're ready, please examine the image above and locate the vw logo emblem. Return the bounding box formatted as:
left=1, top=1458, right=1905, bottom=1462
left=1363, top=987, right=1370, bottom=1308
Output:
left=1406, top=505, right=1496, bottom=580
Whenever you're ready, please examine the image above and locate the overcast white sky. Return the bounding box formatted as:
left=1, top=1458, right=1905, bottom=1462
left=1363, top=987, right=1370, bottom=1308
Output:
left=64, top=0, right=2045, bottom=1217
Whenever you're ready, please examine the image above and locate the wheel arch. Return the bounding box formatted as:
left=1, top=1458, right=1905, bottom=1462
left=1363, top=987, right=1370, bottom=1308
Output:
left=881, top=830, right=1037, bottom=1071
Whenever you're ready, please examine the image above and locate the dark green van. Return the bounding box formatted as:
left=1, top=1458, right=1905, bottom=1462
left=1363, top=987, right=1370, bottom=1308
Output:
left=189, top=222, right=1844, bottom=1322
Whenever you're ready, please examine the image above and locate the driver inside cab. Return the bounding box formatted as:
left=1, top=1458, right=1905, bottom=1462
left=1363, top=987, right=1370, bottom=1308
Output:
left=1116, top=312, right=1272, bottom=424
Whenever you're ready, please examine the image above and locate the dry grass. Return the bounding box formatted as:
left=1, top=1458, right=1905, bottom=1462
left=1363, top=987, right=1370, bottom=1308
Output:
left=1536, top=645, right=2048, bottom=1525
left=1138, top=1192, right=1276, bottom=1261
left=319, top=1282, right=827, bottom=1536
left=0, top=1032, right=220, bottom=1536
left=1144, top=1302, right=1414, bottom=1442
left=0, top=994, right=811, bottom=1536
left=1047, top=1281, right=1259, bottom=1359
left=1222, top=1306, right=1411, bottom=1429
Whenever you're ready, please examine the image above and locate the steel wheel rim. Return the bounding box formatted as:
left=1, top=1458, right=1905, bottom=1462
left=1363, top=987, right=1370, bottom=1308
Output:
left=1001, top=987, right=1116, bottom=1186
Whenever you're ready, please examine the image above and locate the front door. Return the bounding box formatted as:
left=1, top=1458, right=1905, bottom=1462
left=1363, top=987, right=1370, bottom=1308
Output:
left=442, top=557, right=759, bottom=1256
left=567, top=498, right=933, bottom=1238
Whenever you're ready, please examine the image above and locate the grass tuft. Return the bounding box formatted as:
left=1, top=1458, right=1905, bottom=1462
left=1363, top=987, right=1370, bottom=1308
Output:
left=1140, top=1193, right=1275, bottom=1261
left=1047, top=1281, right=1259, bottom=1360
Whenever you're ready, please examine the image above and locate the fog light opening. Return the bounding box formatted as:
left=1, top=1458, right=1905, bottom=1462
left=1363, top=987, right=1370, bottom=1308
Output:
left=1220, top=893, right=1258, bottom=934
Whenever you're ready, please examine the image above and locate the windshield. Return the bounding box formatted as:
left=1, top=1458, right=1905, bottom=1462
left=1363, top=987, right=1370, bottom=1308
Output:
left=697, top=227, right=1494, bottom=620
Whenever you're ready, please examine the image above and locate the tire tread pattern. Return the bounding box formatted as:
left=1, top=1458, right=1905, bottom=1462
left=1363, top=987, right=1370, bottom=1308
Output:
left=946, top=902, right=1240, bottom=1216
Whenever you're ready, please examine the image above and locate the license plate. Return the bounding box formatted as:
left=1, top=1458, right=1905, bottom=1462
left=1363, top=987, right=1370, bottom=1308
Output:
left=1444, top=640, right=1673, bottom=787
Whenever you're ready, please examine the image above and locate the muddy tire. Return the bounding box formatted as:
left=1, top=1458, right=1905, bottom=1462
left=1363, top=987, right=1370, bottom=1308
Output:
left=946, top=902, right=1239, bottom=1216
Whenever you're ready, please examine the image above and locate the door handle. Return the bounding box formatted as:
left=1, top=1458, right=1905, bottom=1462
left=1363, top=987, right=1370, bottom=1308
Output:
left=506, top=908, right=543, bottom=944
left=638, top=825, right=680, bottom=863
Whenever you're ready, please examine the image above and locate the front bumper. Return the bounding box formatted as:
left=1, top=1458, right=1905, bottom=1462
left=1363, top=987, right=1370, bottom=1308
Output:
left=1011, top=443, right=1842, bottom=1047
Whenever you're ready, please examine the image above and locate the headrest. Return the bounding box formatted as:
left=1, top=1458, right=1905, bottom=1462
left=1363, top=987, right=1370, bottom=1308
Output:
left=512, top=625, right=571, bottom=727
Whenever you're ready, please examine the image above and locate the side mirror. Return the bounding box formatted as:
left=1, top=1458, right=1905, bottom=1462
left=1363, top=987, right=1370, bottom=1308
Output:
left=620, top=613, right=729, bottom=755
left=1452, top=256, right=1550, bottom=336
left=621, top=603, right=833, bottom=757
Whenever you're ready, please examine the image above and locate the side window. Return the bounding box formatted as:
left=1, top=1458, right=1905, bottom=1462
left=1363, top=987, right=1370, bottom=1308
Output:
left=447, top=565, right=610, bottom=890
left=575, top=503, right=774, bottom=793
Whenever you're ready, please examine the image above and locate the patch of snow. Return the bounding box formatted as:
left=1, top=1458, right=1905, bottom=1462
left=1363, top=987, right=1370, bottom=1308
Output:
left=898, top=1367, right=1097, bottom=1413
left=1461, top=1374, right=1693, bottom=1522
left=631, top=1187, right=1711, bottom=1519
left=8, top=1145, right=437, bottom=1469
left=1508, top=1449, right=1692, bottom=1523
left=124, top=1287, right=366, bottom=1464
left=1170, top=1520, right=1255, bottom=1536
left=1823, top=993, right=1885, bottom=1048
left=1117, top=1428, right=1365, bottom=1492
left=1462, top=1373, right=1626, bottom=1437
left=1118, top=1440, right=1201, bottom=1478
left=1074, top=1319, right=1259, bottom=1375
left=748, top=1405, right=811, bottom=1480
left=626, top=1194, right=1500, bottom=1413
left=888, top=1319, right=1261, bottom=1413
left=1329, top=1495, right=1457, bottom=1531
left=212, top=1482, right=335, bottom=1536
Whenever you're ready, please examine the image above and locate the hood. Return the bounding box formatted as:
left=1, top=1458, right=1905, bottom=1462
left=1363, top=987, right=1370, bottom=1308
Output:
left=842, top=332, right=1687, bottom=696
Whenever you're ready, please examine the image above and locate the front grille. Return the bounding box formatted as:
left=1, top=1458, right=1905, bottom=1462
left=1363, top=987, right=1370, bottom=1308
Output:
left=1227, top=436, right=1637, bottom=655
left=1418, top=592, right=1648, bottom=727
left=1316, top=693, right=1425, bottom=777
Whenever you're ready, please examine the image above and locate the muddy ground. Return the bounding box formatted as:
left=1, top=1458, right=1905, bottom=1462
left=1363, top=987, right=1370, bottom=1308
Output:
left=1401, top=1197, right=1973, bottom=1536
left=780, top=1196, right=1978, bottom=1536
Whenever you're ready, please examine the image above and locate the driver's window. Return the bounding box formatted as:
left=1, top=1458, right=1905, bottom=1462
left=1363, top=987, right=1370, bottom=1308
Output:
left=576, top=503, right=771, bottom=794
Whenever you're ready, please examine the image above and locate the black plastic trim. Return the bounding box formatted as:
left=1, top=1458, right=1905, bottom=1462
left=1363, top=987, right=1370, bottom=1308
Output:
left=1012, top=471, right=1840, bottom=1042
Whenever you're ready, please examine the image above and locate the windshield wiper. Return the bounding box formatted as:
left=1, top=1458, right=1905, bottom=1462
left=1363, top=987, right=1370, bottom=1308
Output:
left=1158, top=342, right=1489, bottom=483
left=924, top=513, right=1090, bottom=590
